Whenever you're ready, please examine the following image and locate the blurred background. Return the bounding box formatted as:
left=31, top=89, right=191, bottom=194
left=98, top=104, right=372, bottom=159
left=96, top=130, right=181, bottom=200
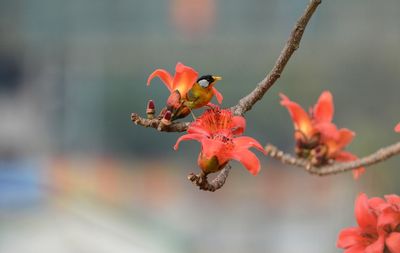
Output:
left=0, top=0, right=399, bottom=252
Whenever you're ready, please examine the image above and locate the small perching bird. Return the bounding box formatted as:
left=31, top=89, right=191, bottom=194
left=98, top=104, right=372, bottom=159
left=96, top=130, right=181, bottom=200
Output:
left=147, top=62, right=223, bottom=121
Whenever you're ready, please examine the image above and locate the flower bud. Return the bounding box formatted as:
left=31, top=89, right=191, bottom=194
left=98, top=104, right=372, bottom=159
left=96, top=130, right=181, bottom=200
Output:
left=146, top=100, right=155, bottom=119
left=161, top=110, right=172, bottom=126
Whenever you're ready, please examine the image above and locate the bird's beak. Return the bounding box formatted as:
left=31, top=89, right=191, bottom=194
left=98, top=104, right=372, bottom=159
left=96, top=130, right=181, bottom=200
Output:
left=212, top=76, right=222, bottom=81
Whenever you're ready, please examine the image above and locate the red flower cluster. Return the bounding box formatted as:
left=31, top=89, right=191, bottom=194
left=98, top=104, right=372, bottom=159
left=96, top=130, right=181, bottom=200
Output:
left=337, top=193, right=400, bottom=253
left=280, top=91, right=365, bottom=179
left=174, top=108, right=266, bottom=175
left=395, top=123, right=400, bottom=133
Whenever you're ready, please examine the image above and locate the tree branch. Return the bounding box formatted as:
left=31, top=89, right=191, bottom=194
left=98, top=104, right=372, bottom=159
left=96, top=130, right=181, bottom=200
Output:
left=231, top=0, right=322, bottom=116
left=265, top=142, right=400, bottom=176
left=187, top=165, right=231, bottom=192
left=130, top=0, right=324, bottom=191
left=131, top=113, right=189, bottom=132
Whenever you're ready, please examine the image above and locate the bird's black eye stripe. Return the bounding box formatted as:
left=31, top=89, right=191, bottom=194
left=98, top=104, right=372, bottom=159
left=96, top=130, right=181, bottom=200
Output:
left=197, top=75, right=214, bottom=83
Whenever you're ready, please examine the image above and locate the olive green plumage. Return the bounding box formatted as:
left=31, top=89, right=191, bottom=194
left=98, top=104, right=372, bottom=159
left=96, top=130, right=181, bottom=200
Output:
left=168, top=75, right=222, bottom=120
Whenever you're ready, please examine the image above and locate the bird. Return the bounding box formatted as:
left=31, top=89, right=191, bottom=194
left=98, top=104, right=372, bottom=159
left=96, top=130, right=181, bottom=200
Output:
left=166, top=75, right=222, bottom=120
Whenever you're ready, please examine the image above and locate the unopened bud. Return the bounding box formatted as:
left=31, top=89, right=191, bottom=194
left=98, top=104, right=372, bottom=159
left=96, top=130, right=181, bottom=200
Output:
left=146, top=100, right=155, bottom=119
left=161, top=110, right=172, bottom=126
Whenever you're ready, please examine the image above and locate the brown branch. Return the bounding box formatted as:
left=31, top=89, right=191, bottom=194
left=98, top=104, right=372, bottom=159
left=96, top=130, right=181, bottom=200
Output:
left=265, top=142, right=400, bottom=176
left=231, top=0, right=322, bottom=116
left=187, top=165, right=231, bottom=192
left=131, top=113, right=189, bottom=132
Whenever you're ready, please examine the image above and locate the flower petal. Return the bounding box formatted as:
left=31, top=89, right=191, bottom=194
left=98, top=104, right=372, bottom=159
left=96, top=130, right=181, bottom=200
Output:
left=355, top=193, right=377, bottom=229
left=314, top=91, right=334, bottom=123
left=335, top=151, right=365, bottom=179
left=233, top=136, right=266, bottom=154
left=395, top=123, right=400, bottom=133
left=187, top=125, right=211, bottom=136
left=384, top=194, right=400, bottom=207
left=200, top=138, right=227, bottom=163
left=364, top=234, right=385, bottom=253
left=337, top=227, right=363, bottom=249
left=343, top=245, right=367, bottom=253
left=172, top=62, right=198, bottom=97
left=368, top=197, right=386, bottom=210
left=231, top=116, right=246, bottom=136
left=337, top=128, right=355, bottom=150
left=378, top=208, right=400, bottom=230
left=230, top=149, right=261, bottom=175
left=386, top=232, right=400, bottom=253
left=212, top=87, right=223, bottom=104
left=147, top=69, right=174, bottom=91
left=280, top=93, right=313, bottom=138
left=314, top=122, right=340, bottom=141
left=174, top=134, right=205, bottom=150
left=325, top=128, right=355, bottom=157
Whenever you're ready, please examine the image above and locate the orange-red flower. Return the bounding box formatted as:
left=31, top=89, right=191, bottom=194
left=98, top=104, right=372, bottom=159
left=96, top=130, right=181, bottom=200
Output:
left=147, top=62, right=223, bottom=118
left=337, top=193, right=400, bottom=253
left=174, top=108, right=266, bottom=175
left=280, top=91, right=365, bottom=179
left=395, top=123, right=400, bottom=133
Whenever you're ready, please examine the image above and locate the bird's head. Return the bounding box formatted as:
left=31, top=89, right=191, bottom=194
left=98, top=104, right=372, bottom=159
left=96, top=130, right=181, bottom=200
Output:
left=196, top=75, right=222, bottom=89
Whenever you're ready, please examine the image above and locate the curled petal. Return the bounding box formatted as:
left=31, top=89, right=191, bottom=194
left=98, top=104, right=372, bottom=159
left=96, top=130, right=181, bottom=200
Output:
left=355, top=193, right=377, bottom=229
left=280, top=93, right=313, bottom=138
left=386, top=232, right=400, bottom=253
left=231, top=115, right=246, bottom=136
left=174, top=134, right=205, bottom=150
left=230, top=149, right=261, bottom=175
left=233, top=136, right=266, bottom=154
left=337, top=227, right=363, bottom=249
left=212, top=87, right=224, bottom=104
left=395, top=123, right=400, bottom=133
left=173, top=62, right=198, bottom=97
left=147, top=69, right=174, bottom=91
left=314, top=91, right=334, bottom=123
left=335, top=151, right=365, bottom=179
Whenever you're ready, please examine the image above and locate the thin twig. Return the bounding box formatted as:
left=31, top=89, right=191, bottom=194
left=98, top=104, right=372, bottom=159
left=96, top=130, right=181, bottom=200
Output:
left=231, top=0, right=322, bottom=116
left=187, top=165, right=231, bottom=192
left=265, top=142, right=400, bottom=176
left=130, top=113, right=189, bottom=132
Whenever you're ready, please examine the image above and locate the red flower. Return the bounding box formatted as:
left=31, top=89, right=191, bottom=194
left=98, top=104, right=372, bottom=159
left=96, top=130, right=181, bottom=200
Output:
left=337, top=193, right=400, bottom=253
left=147, top=62, right=223, bottom=106
left=280, top=91, right=365, bottom=179
left=174, top=108, right=266, bottom=175
left=395, top=123, right=400, bottom=133
left=377, top=195, right=400, bottom=253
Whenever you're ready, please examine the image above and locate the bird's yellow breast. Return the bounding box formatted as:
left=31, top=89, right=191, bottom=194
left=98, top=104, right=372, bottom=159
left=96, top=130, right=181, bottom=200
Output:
left=186, top=83, right=214, bottom=109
